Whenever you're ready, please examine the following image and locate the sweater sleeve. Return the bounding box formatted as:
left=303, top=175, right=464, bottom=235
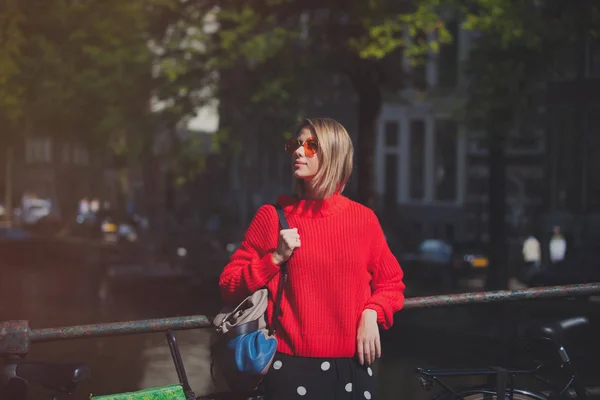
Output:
left=219, top=205, right=281, bottom=305
left=363, top=213, right=406, bottom=330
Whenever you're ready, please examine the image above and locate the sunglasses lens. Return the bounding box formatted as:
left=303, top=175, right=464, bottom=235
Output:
left=305, top=139, right=318, bottom=157
left=285, top=138, right=319, bottom=157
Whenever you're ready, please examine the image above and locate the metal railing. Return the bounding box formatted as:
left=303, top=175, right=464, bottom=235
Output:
left=1, top=282, right=599, bottom=356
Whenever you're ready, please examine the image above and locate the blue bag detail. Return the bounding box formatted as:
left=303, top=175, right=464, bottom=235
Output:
left=229, top=331, right=278, bottom=375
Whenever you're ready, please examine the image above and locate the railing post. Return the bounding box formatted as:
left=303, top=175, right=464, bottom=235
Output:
left=0, top=320, right=29, bottom=356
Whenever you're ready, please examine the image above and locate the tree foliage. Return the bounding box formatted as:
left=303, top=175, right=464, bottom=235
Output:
left=0, top=0, right=25, bottom=132
left=0, top=0, right=161, bottom=159
left=196, top=0, right=450, bottom=208
left=457, top=0, right=600, bottom=289
left=4, top=0, right=595, bottom=241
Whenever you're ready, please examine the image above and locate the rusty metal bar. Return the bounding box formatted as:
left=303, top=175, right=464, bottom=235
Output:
left=0, top=282, right=597, bottom=356
left=29, top=315, right=211, bottom=343
left=403, top=282, right=600, bottom=309
left=26, top=282, right=600, bottom=343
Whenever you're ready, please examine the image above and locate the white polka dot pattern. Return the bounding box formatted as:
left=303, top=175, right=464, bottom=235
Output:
left=265, top=358, right=377, bottom=397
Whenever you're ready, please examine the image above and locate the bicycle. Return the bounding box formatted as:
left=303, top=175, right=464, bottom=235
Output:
left=415, top=316, right=600, bottom=399
left=0, top=330, right=262, bottom=400
left=0, top=357, right=90, bottom=399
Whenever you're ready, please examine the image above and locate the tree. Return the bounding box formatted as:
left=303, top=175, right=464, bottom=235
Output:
left=19, top=0, right=157, bottom=146
left=148, top=1, right=599, bottom=279
left=0, top=0, right=25, bottom=224
left=147, top=0, right=333, bottom=224
left=466, top=36, right=544, bottom=289
left=0, top=0, right=25, bottom=132
left=1, top=0, right=163, bottom=213
left=212, top=0, right=449, bottom=209
left=459, top=0, right=600, bottom=289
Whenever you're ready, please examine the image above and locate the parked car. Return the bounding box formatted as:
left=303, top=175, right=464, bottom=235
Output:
left=400, top=239, right=489, bottom=289
left=452, top=241, right=490, bottom=273
left=75, top=210, right=143, bottom=244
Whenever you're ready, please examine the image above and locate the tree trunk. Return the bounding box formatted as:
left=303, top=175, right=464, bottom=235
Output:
left=354, top=80, right=382, bottom=210
left=569, top=0, right=588, bottom=215
left=486, top=122, right=508, bottom=290
left=118, top=166, right=132, bottom=213
left=4, top=146, right=14, bottom=227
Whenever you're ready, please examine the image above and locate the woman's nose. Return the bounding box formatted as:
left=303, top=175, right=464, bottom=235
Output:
left=294, top=144, right=305, bottom=157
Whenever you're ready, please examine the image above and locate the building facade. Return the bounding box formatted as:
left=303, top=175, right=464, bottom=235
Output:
left=374, top=18, right=473, bottom=244
left=0, top=136, right=117, bottom=223
left=375, top=97, right=468, bottom=243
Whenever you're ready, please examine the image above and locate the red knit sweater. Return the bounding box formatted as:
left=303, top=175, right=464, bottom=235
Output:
left=219, top=193, right=405, bottom=358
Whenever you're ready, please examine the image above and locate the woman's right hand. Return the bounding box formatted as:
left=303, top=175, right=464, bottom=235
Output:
left=271, top=228, right=300, bottom=265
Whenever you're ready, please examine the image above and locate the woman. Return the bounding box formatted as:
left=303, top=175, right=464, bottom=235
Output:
left=219, top=118, right=405, bottom=399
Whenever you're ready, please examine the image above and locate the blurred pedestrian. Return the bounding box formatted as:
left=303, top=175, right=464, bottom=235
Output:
left=522, top=233, right=541, bottom=284
left=90, top=198, right=100, bottom=214
left=78, top=197, right=89, bottom=215
left=549, top=225, right=566, bottom=264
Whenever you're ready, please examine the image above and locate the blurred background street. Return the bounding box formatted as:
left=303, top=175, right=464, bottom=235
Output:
left=1, top=239, right=599, bottom=399
left=2, top=0, right=600, bottom=398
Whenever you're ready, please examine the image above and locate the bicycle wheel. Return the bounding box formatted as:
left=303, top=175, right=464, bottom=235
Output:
left=437, top=387, right=547, bottom=400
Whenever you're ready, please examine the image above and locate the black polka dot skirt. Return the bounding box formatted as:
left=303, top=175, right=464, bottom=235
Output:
left=262, top=352, right=376, bottom=400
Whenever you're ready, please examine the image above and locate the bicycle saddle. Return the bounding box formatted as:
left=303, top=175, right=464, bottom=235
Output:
left=7, top=362, right=90, bottom=394
left=519, top=316, right=589, bottom=346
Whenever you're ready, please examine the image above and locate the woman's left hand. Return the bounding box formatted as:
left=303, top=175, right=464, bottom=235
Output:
left=356, top=309, right=381, bottom=365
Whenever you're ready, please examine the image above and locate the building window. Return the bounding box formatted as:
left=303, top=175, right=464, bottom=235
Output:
left=466, top=213, right=478, bottom=241
left=586, top=39, right=600, bottom=78
left=468, top=174, right=489, bottom=197
left=467, top=133, right=488, bottom=155
left=25, top=137, right=52, bottom=163
left=551, top=105, right=576, bottom=210
left=522, top=177, right=544, bottom=200
left=445, top=224, right=455, bottom=242
left=434, top=119, right=458, bottom=201
left=553, top=45, right=577, bottom=80
left=61, top=143, right=71, bottom=164
left=413, top=221, right=423, bottom=234
left=410, top=120, right=426, bottom=200
left=507, top=134, right=542, bottom=152
left=413, top=64, right=427, bottom=91
left=384, top=154, right=398, bottom=207
left=409, top=31, right=428, bottom=90
left=433, top=223, right=442, bottom=238
left=506, top=127, right=544, bottom=155
left=438, top=18, right=459, bottom=88
left=73, top=145, right=89, bottom=165
left=384, top=121, right=399, bottom=147
left=588, top=105, right=600, bottom=211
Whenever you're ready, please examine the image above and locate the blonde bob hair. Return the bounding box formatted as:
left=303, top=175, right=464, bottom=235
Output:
left=292, top=118, right=354, bottom=199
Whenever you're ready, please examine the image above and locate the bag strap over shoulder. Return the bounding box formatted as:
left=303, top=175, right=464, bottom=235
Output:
left=270, top=203, right=290, bottom=335
left=274, top=204, right=289, bottom=230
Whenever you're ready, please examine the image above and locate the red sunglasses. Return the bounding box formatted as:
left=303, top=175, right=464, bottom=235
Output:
left=284, top=137, right=319, bottom=158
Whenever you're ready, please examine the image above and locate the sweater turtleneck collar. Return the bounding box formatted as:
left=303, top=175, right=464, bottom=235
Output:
left=276, top=192, right=350, bottom=218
